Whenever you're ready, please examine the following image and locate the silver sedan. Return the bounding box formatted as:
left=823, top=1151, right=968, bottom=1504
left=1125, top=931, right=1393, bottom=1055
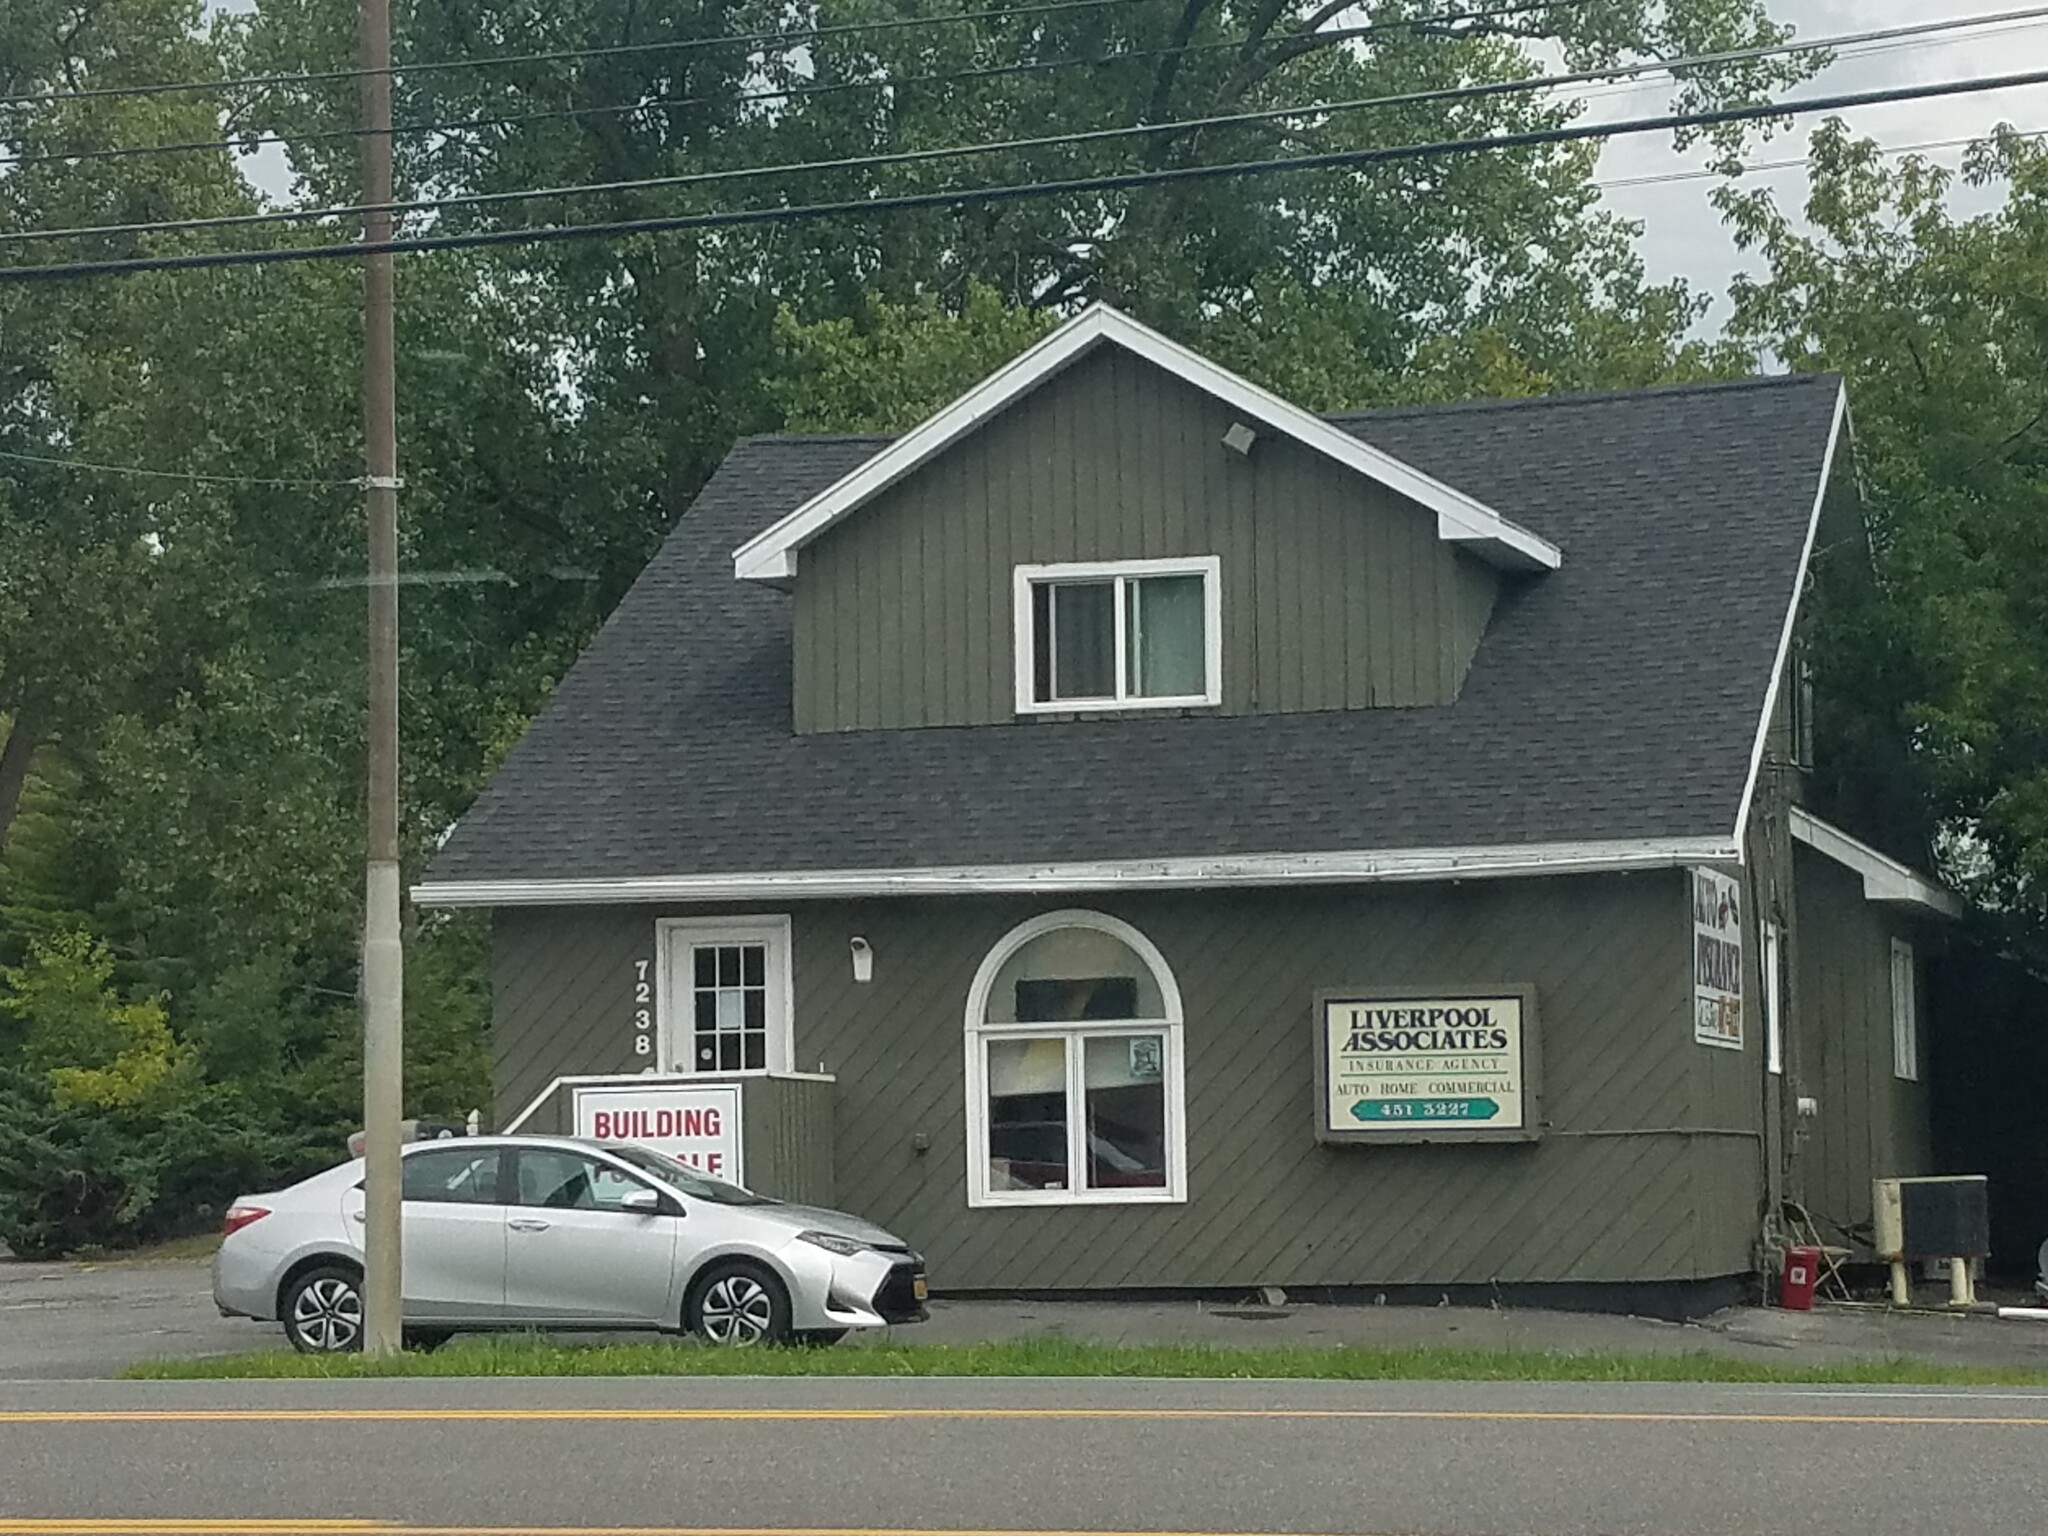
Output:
left=212, top=1136, right=928, bottom=1352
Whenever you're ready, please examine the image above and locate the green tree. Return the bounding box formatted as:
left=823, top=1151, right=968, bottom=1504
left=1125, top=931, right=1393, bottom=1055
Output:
left=0, top=0, right=268, bottom=850
left=1718, top=121, right=2048, bottom=927
left=230, top=0, right=1808, bottom=522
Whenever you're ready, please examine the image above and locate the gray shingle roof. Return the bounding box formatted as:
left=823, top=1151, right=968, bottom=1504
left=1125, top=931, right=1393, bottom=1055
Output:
left=426, top=371, right=1842, bottom=886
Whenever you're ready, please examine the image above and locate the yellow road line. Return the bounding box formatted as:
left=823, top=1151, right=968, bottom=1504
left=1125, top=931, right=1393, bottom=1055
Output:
left=0, top=1530, right=341, bottom=1535
left=0, top=1527, right=1398, bottom=1536
left=1, top=1407, right=2045, bottom=1427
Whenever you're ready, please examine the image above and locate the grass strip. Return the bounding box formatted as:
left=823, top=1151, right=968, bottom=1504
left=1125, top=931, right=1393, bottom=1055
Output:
left=124, top=1335, right=2048, bottom=1385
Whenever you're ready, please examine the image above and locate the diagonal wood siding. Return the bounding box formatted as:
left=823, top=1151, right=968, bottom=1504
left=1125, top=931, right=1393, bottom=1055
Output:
left=793, top=346, right=1500, bottom=732
left=494, top=871, right=1761, bottom=1287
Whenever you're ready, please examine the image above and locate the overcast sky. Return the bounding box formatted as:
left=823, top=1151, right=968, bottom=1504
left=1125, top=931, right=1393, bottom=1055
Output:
left=1594, top=0, right=2048, bottom=328
left=211, top=1, right=2048, bottom=339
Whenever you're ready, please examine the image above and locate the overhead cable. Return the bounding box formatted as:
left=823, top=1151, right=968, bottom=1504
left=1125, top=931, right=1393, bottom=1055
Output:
left=0, top=9, right=2013, bottom=248
left=7, top=66, right=2047, bottom=282
left=0, top=0, right=1602, bottom=168
left=0, top=447, right=356, bottom=486
left=0, top=0, right=1590, bottom=109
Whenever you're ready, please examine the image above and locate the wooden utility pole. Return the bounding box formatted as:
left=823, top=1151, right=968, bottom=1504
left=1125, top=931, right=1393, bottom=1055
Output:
left=358, top=0, right=404, bottom=1356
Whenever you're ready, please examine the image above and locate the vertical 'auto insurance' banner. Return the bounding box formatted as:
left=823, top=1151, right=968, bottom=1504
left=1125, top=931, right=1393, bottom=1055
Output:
left=1691, top=867, right=1744, bottom=1050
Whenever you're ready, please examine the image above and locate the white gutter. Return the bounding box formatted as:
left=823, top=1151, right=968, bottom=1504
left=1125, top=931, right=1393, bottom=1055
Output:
left=414, top=835, right=1738, bottom=908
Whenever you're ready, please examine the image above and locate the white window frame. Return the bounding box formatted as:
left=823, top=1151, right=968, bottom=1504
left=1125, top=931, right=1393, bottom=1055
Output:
left=1012, top=556, right=1223, bottom=715
left=1891, top=937, right=1919, bottom=1082
left=963, top=909, right=1188, bottom=1208
left=655, top=916, right=794, bottom=1077
left=1763, top=920, right=1784, bottom=1077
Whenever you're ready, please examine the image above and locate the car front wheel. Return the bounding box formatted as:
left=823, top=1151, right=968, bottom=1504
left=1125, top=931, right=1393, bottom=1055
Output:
left=687, top=1261, right=791, bottom=1345
left=282, top=1264, right=364, bottom=1354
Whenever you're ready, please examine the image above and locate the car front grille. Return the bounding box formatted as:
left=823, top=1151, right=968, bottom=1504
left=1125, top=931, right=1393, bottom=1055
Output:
left=870, top=1262, right=928, bottom=1324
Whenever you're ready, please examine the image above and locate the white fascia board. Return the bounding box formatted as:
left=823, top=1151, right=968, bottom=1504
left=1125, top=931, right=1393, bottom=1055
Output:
left=413, top=835, right=1734, bottom=908
left=731, top=304, right=1562, bottom=583
left=1789, top=806, right=1964, bottom=919
left=1734, top=380, right=1847, bottom=852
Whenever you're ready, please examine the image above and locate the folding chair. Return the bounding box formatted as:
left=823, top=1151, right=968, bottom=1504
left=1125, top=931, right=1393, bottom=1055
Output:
left=1782, top=1199, right=1855, bottom=1302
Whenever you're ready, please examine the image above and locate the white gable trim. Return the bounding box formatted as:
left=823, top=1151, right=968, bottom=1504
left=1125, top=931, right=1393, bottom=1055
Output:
left=1734, top=380, right=1847, bottom=853
left=414, top=835, right=1730, bottom=907
left=1789, top=807, right=1963, bottom=919
left=731, top=304, right=1563, bottom=583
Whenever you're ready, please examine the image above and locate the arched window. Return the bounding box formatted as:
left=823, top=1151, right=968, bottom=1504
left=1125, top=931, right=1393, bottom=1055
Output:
left=964, top=910, right=1187, bottom=1207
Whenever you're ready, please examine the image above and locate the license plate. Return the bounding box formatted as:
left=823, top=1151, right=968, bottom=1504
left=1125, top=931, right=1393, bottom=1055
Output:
left=912, top=1275, right=929, bottom=1302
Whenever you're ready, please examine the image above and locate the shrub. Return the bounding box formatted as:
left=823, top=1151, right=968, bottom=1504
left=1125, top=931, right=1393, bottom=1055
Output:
left=0, top=1071, right=338, bottom=1258
left=4, top=930, right=189, bottom=1107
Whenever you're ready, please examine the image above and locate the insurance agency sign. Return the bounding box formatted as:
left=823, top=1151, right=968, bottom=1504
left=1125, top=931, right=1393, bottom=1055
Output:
left=1315, top=988, right=1539, bottom=1144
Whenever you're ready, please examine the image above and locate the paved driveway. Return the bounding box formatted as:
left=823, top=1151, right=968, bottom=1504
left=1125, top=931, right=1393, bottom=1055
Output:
left=8, top=1248, right=2048, bottom=1379
left=0, top=1256, right=269, bottom=1380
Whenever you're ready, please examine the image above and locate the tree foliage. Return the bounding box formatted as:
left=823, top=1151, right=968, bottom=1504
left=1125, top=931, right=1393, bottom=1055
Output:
left=1719, top=122, right=2048, bottom=930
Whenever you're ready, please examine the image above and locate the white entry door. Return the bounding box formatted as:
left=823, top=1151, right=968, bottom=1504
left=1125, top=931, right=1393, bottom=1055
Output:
left=657, top=917, right=792, bottom=1076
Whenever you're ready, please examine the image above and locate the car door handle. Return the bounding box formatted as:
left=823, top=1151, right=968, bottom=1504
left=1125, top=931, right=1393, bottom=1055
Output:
left=349, top=1211, right=366, bottom=1223
left=508, top=1218, right=550, bottom=1233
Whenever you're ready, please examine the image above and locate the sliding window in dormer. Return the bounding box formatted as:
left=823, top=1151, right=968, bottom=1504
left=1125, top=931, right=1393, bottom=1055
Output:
left=1012, top=557, right=1222, bottom=715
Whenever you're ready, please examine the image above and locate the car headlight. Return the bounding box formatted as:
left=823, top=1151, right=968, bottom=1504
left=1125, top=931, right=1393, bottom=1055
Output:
left=795, top=1230, right=869, bottom=1257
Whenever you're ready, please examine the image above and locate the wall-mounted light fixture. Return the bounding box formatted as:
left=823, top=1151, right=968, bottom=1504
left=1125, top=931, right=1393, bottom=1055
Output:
left=850, top=936, right=873, bottom=984
left=1221, top=421, right=1258, bottom=456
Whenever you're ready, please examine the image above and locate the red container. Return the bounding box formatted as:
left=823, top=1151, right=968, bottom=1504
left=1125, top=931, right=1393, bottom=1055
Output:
left=1779, top=1245, right=1821, bottom=1310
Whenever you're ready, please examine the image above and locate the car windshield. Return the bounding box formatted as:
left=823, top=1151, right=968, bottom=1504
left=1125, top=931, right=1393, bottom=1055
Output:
left=601, top=1143, right=777, bottom=1206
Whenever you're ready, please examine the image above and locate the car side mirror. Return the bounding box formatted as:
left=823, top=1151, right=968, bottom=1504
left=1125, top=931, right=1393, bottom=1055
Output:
left=618, top=1188, right=664, bottom=1216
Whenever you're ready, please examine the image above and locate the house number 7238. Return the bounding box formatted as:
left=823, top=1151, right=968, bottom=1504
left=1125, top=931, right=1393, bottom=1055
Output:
left=632, top=959, right=653, bottom=1056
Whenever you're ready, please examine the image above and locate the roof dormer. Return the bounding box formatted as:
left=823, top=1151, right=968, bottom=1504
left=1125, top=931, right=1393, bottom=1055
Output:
left=744, top=307, right=1553, bottom=735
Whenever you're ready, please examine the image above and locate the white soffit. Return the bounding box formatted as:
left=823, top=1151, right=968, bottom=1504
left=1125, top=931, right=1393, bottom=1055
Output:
left=730, top=304, right=1563, bottom=583
left=413, top=836, right=1730, bottom=907
left=1789, top=806, right=1964, bottom=919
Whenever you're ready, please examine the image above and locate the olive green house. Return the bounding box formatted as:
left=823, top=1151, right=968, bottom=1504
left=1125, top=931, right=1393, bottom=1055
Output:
left=418, top=305, right=1961, bottom=1311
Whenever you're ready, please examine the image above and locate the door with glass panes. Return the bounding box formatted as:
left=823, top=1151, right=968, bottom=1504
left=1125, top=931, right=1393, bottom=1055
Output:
left=658, top=919, right=789, bottom=1075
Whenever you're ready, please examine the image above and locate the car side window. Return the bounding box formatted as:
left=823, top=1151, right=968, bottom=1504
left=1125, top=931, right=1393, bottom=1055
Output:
left=400, top=1147, right=501, bottom=1205
left=513, top=1148, right=647, bottom=1212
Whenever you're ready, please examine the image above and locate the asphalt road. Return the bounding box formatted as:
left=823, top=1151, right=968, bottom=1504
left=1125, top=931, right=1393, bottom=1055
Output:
left=3, top=1377, right=2046, bottom=1536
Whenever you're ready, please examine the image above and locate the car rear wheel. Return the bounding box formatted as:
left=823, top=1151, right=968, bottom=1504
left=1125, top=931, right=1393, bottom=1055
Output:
left=282, top=1264, right=364, bottom=1354
left=687, top=1261, right=791, bottom=1345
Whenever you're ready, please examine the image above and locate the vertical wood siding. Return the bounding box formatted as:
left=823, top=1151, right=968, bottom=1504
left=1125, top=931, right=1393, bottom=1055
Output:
left=494, top=873, right=1761, bottom=1287
left=742, top=1075, right=837, bottom=1206
left=793, top=347, right=1499, bottom=732
left=1790, top=844, right=1934, bottom=1248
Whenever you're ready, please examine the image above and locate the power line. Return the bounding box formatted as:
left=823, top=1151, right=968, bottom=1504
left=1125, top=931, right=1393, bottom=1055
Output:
left=1593, top=126, right=2048, bottom=192
left=7, top=65, right=2046, bottom=284
left=0, top=0, right=1593, bottom=169
left=0, top=447, right=356, bottom=487
left=1, top=9, right=2012, bottom=249
left=15, top=130, right=2035, bottom=494
left=0, top=0, right=1585, bottom=110
left=0, top=0, right=1143, bottom=107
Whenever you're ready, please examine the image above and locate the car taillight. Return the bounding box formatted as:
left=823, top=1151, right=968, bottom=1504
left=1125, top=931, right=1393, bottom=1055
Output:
left=222, top=1205, right=269, bottom=1237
